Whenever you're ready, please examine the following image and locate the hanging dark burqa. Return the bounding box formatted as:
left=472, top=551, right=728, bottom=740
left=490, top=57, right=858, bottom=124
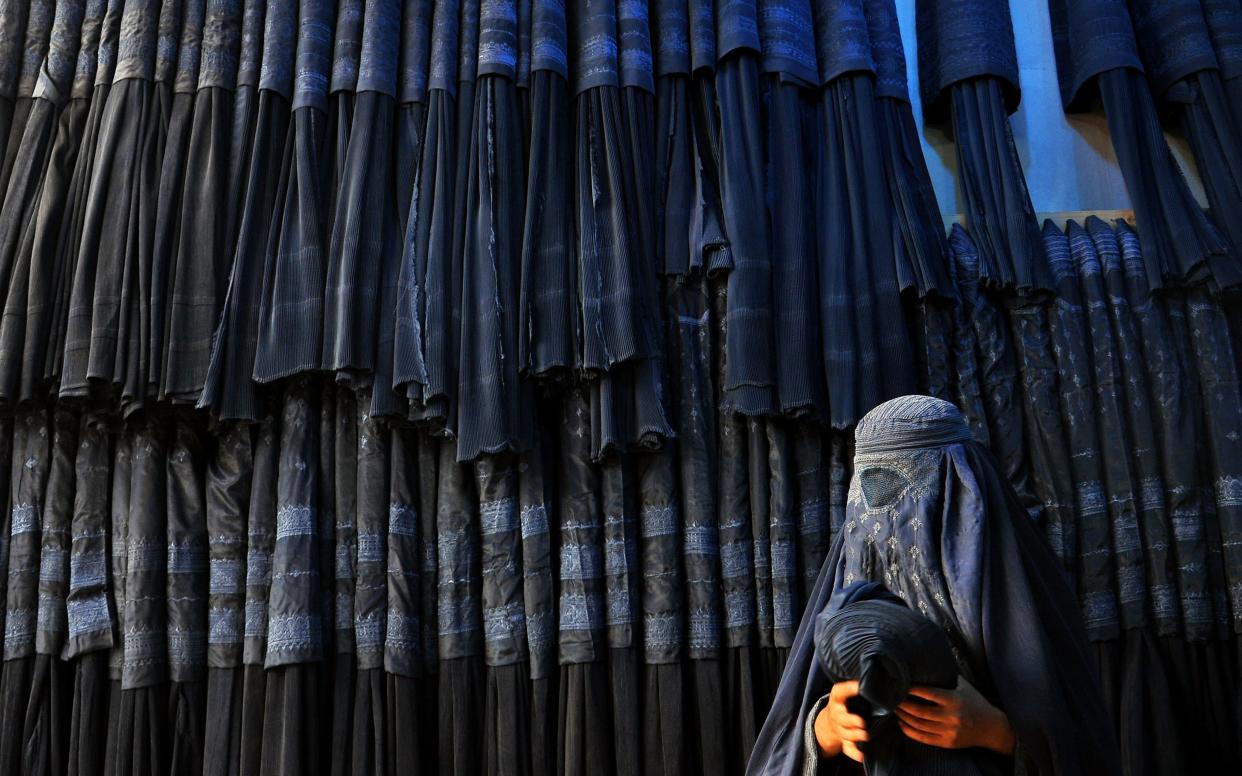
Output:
left=370, top=0, right=433, bottom=421
left=59, top=0, right=180, bottom=411
left=251, top=0, right=335, bottom=385
left=159, top=0, right=242, bottom=404
left=223, top=0, right=264, bottom=252
left=1039, top=222, right=1121, bottom=644
left=201, top=419, right=253, bottom=776
left=1, top=406, right=72, bottom=776
left=147, top=0, right=208, bottom=406
left=0, top=0, right=53, bottom=201
left=747, top=395, right=1122, bottom=776
left=586, top=0, right=673, bottom=462
left=1130, top=0, right=1242, bottom=290
left=0, top=0, right=89, bottom=404
left=0, top=0, right=31, bottom=174
left=323, top=0, right=405, bottom=416
left=863, top=0, right=956, bottom=400
left=712, top=0, right=774, bottom=415
left=65, top=410, right=115, bottom=776
left=21, top=0, right=125, bottom=406
left=257, top=377, right=326, bottom=776
left=199, top=0, right=296, bottom=422
left=14, top=9, right=94, bottom=771
left=1047, top=0, right=1237, bottom=292
left=392, top=0, right=457, bottom=429
left=758, top=0, right=821, bottom=419
left=0, top=408, right=51, bottom=771
left=455, top=0, right=531, bottom=460
left=945, top=226, right=1037, bottom=512
left=919, top=0, right=1050, bottom=294
left=101, top=411, right=171, bottom=776
left=813, top=0, right=920, bottom=427
left=517, top=0, right=576, bottom=381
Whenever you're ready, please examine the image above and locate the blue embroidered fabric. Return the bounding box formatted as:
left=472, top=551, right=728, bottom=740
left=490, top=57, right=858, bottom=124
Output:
left=357, top=0, right=400, bottom=95
left=530, top=0, right=566, bottom=77
left=759, top=0, right=816, bottom=85
left=812, top=0, right=872, bottom=86
left=1047, top=0, right=1142, bottom=111
left=330, top=0, right=363, bottom=93
left=399, top=0, right=432, bottom=102
left=479, top=0, right=518, bottom=79
left=257, top=0, right=295, bottom=98
left=916, top=0, right=1020, bottom=117
left=292, top=0, right=333, bottom=112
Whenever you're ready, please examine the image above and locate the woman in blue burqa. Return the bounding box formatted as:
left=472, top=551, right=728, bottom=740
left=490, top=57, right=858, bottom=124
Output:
left=747, top=395, right=1121, bottom=775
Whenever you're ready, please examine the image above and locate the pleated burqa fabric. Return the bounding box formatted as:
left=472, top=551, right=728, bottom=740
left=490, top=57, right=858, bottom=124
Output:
left=1129, top=0, right=1242, bottom=291
left=60, top=0, right=181, bottom=411
left=947, top=226, right=1037, bottom=510
left=0, top=0, right=86, bottom=407
left=103, top=411, right=170, bottom=776
left=0, top=0, right=103, bottom=406
left=252, top=0, right=335, bottom=385
left=322, top=0, right=402, bottom=416
left=147, top=0, right=207, bottom=406
left=200, top=1, right=296, bottom=421
left=864, top=0, right=956, bottom=399
left=392, top=0, right=455, bottom=424
left=1040, top=222, right=1121, bottom=645
left=0, top=0, right=54, bottom=201
left=813, top=0, right=918, bottom=427
left=0, top=0, right=32, bottom=170
left=1050, top=0, right=1238, bottom=292
left=157, top=0, right=242, bottom=405
left=456, top=0, right=530, bottom=460
left=259, top=377, right=325, bottom=776
left=65, top=411, right=115, bottom=776
left=32, top=0, right=126, bottom=405
left=201, top=420, right=252, bottom=776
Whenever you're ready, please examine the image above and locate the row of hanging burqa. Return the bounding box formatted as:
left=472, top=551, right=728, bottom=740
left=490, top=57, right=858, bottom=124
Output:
left=0, top=0, right=1239, bottom=774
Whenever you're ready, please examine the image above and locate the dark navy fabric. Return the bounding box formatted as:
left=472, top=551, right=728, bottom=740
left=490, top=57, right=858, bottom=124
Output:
left=292, top=0, right=334, bottom=112
left=572, top=0, right=620, bottom=92
left=1131, top=0, right=1218, bottom=96
left=198, top=0, right=240, bottom=90
left=654, top=0, right=690, bottom=76
left=689, top=0, right=715, bottom=70
left=72, top=0, right=113, bottom=97
left=759, top=0, right=816, bottom=85
left=429, top=0, right=461, bottom=90
left=460, top=0, right=480, bottom=83
left=330, top=0, right=364, bottom=93
left=18, top=0, right=56, bottom=98
left=257, top=0, right=296, bottom=98
left=530, top=0, right=568, bottom=77
left=916, top=0, right=1020, bottom=118
left=1047, top=0, right=1142, bottom=111
left=716, top=0, right=761, bottom=59
left=357, top=0, right=400, bottom=95
left=233, top=0, right=261, bottom=87
left=864, top=0, right=907, bottom=100
left=1205, top=0, right=1242, bottom=81
left=479, top=0, right=519, bottom=79
left=0, top=0, right=30, bottom=101
left=95, top=0, right=125, bottom=86
left=811, top=0, right=873, bottom=86
left=619, top=0, right=654, bottom=91
left=400, top=0, right=433, bottom=102
left=33, top=0, right=88, bottom=107
left=155, top=0, right=186, bottom=84
left=172, top=0, right=204, bottom=94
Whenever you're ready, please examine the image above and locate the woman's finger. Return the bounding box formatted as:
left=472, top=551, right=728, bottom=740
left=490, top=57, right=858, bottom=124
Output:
left=841, top=740, right=865, bottom=764
left=906, top=685, right=953, bottom=705
left=831, top=680, right=861, bottom=701
left=898, top=720, right=945, bottom=748
left=895, top=708, right=943, bottom=736
left=831, top=708, right=868, bottom=732
left=896, top=700, right=948, bottom=723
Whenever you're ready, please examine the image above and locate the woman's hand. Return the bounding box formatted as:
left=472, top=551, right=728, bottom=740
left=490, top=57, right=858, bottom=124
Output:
left=814, top=680, right=869, bottom=763
left=895, top=678, right=1016, bottom=755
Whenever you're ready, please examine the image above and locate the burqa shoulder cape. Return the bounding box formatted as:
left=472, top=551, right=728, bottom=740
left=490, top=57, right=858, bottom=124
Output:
left=746, top=395, right=1121, bottom=776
